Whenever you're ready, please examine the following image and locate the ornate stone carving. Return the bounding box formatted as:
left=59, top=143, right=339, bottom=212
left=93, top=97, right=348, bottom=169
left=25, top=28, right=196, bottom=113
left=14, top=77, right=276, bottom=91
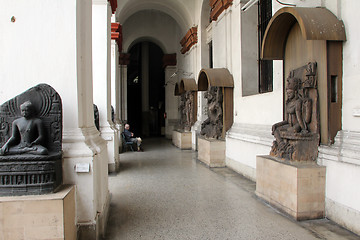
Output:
left=178, top=92, right=195, bottom=131
left=200, top=86, right=223, bottom=139
left=0, top=84, right=62, bottom=195
left=271, top=62, right=319, bottom=162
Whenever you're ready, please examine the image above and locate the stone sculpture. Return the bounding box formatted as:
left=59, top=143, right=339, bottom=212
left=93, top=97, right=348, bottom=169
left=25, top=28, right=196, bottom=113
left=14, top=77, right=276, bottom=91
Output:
left=93, top=104, right=100, bottom=131
left=0, top=101, right=48, bottom=155
left=270, top=62, right=319, bottom=162
left=0, top=84, right=62, bottom=195
left=177, top=91, right=195, bottom=131
left=200, top=86, right=223, bottom=139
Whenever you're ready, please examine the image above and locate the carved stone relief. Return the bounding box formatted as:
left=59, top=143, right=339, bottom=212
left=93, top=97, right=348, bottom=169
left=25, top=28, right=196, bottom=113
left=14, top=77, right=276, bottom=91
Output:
left=270, top=62, right=319, bottom=162
left=177, top=91, right=196, bottom=131
left=0, top=84, right=62, bottom=195
left=200, top=86, right=223, bottom=139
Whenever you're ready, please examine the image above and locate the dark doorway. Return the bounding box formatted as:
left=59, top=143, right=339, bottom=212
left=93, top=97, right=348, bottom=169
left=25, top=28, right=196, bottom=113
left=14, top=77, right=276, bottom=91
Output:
left=127, top=41, right=165, bottom=137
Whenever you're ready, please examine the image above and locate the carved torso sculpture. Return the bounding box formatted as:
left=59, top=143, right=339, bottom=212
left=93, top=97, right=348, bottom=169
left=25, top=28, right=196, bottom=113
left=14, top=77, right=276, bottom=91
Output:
left=0, top=84, right=62, bottom=195
left=271, top=62, right=319, bottom=162
left=200, top=86, right=223, bottom=139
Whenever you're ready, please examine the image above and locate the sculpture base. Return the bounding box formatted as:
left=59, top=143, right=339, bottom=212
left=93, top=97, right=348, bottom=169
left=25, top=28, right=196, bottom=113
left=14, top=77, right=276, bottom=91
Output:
left=0, top=185, right=76, bottom=240
left=198, top=137, right=225, bottom=167
left=256, top=155, right=326, bottom=220
left=0, top=153, right=62, bottom=196
left=172, top=130, right=192, bottom=149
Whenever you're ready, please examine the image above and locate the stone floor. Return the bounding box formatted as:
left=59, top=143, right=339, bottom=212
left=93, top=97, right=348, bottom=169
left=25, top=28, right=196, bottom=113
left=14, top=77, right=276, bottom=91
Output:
left=104, top=138, right=360, bottom=240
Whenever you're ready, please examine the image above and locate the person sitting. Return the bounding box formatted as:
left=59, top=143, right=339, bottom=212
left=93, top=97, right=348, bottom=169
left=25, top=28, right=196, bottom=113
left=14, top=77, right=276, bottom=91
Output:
left=0, top=101, right=48, bottom=155
left=123, top=124, right=143, bottom=151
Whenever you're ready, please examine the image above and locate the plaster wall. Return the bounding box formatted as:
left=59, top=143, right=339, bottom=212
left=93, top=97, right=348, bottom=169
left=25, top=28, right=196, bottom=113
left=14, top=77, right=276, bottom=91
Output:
left=316, top=0, right=360, bottom=235
left=272, top=0, right=321, bottom=13
left=207, top=2, right=283, bottom=178
left=339, top=0, right=360, bottom=132
left=116, top=0, right=195, bottom=34
left=122, top=10, right=179, bottom=54
left=0, top=0, right=79, bottom=130
left=0, top=1, right=110, bottom=237
left=164, top=66, right=179, bottom=139
left=221, top=0, right=360, bottom=235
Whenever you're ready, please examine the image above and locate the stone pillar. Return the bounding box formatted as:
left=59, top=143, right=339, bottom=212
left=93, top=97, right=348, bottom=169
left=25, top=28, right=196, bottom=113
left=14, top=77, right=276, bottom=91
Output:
left=141, top=42, right=150, bottom=136
left=111, top=37, right=122, bottom=151
left=0, top=0, right=111, bottom=239
left=119, top=65, right=128, bottom=122
left=164, top=66, right=179, bottom=139
left=92, top=0, right=119, bottom=173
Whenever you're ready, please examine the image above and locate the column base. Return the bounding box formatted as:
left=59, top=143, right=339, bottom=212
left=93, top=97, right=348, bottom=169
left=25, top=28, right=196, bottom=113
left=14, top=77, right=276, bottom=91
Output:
left=256, top=155, right=326, bottom=220
left=100, top=125, right=120, bottom=173
left=172, top=130, right=192, bottom=149
left=198, top=137, right=226, bottom=167
left=0, top=185, right=76, bottom=239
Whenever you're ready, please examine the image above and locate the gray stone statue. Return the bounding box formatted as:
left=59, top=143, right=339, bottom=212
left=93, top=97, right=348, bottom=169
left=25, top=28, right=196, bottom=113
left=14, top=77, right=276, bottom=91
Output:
left=177, top=91, right=195, bottom=131
left=0, top=101, right=48, bottom=155
left=200, top=86, right=223, bottom=139
left=93, top=104, right=100, bottom=131
left=0, top=84, right=63, bottom=195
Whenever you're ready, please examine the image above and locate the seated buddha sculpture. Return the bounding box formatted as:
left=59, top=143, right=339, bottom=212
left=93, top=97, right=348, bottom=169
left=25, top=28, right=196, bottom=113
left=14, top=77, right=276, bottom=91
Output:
left=0, top=101, right=48, bottom=155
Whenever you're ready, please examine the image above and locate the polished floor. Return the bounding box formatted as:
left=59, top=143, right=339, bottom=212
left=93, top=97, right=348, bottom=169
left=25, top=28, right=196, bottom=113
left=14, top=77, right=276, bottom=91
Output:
left=105, top=138, right=360, bottom=240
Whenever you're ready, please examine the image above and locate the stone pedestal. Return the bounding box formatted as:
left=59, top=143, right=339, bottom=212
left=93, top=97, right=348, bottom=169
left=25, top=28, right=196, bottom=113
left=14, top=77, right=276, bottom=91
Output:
left=172, top=130, right=192, bottom=149
left=256, top=155, right=326, bottom=220
left=0, top=185, right=76, bottom=240
left=198, top=137, right=226, bottom=167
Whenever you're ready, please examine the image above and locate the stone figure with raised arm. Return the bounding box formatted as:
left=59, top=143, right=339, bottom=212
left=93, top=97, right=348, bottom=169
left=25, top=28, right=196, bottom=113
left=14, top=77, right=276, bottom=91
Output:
left=0, top=101, right=48, bottom=155
left=271, top=74, right=315, bottom=160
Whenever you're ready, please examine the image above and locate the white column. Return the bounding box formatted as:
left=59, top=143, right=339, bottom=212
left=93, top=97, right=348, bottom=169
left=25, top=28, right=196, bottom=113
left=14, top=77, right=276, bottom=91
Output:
left=0, top=0, right=110, bottom=238
left=164, top=66, right=178, bottom=139
left=192, top=91, right=208, bottom=150
left=111, top=39, right=122, bottom=150
left=92, top=0, right=119, bottom=173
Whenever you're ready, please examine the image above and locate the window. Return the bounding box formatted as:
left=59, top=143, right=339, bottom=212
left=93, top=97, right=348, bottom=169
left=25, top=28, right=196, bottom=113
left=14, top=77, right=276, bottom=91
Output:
left=258, top=0, right=273, bottom=93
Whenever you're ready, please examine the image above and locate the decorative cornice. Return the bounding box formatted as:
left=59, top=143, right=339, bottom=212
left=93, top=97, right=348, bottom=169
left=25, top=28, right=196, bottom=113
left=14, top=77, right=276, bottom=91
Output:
left=318, top=130, right=360, bottom=166
left=162, top=54, right=177, bottom=68
left=226, top=123, right=273, bottom=147
left=180, top=27, right=198, bottom=54
left=210, top=0, right=233, bottom=21
left=111, top=22, right=122, bottom=52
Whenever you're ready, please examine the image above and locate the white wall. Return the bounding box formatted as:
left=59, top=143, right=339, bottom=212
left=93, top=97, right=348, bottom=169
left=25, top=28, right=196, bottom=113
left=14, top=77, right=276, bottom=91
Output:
left=340, top=0, right=360, bottom=132
left=0, top=0, right=78, bottom=129
left=317, top=0, right=360, bottom=235
left=122, top=10, right=179, bottom=54
left=0, top=1, right=110, bottom=237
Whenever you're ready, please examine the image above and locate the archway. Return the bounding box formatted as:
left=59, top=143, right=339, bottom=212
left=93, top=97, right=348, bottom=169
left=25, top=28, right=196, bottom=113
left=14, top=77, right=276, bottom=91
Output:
left=127, top=41, right=165, bottom=137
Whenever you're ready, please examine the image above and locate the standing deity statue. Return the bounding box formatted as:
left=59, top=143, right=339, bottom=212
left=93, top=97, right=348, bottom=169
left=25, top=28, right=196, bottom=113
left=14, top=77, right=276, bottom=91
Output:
left=200, top=86, right=223, bottom=139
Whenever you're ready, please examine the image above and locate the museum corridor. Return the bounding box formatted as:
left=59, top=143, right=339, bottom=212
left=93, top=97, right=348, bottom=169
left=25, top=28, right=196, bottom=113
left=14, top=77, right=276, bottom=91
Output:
left=104, top=138, right=359, bottom=240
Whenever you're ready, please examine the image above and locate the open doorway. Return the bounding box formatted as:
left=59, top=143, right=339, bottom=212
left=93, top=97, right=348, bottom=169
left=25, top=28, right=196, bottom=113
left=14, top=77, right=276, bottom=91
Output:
left=127, top=41, right=165, bottom=137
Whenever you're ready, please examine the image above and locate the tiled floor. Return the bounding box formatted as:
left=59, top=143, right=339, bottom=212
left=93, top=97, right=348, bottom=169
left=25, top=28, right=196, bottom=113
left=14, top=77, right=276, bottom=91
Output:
left=104, top=138, right=360, bottom=240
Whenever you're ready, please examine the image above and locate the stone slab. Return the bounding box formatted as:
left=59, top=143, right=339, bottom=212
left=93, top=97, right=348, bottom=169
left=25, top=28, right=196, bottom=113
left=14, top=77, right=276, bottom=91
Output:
left=0, top=184, right=76, bottom=240
left=172, top=130, right=192, bottom=150
left=256, top=155, right=326, bottom=220
left=198, top=137, right=226, bottom=167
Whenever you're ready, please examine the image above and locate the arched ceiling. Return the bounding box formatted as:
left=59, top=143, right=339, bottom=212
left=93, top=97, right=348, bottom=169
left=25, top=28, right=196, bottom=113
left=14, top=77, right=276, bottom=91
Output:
left=116, top=0, right=193, bottom=34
